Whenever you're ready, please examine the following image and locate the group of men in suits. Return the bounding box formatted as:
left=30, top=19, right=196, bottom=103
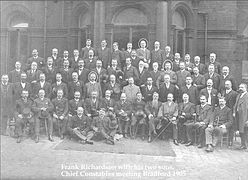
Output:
left=1, top=39, right=247, bottom=151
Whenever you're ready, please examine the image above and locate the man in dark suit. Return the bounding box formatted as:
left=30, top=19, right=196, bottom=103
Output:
left=84, top=91, right=101, bottom=118
left=219, top=66, right=237, bottom=92
left=92, top=60, right=108, bottom=91
left=157, top=61, right=177, bottom=87
left=130, top=50, right=140, bottom=69
left=32, top=73, right=52, bottom=100
left=80, top=39, right=95, bottom=59
left=200, top=79, right=218, bottom=109
left=13, top=72, right=32, bottom=101
left=123, top=58, right=139, bottom=87
left=70, top=49, right=80, bottom=70
left=149, top=62, right=161, bottom=88
left=205, top=97, right=233, bottom=152
left=100, top=90, right=116, bottom=118
left=141, top=77, right=158, bottom=102
left=192, top=66, right=206, bottom=93
left=96, top=40, right=111, bottom=69
left=184, top=54, right=194, bottom=74
left=68, top=72, right=85, bottom=100
left=163, top=46, right=174, bottom=63
left=221, top=80, right=238, bottom=109
left=136, top=40, right=150, bottom=67
left=105, top=74, right=121, bottom=101
left=158, top=74, right=178, bottom=103
left=107, top=59, right=123, bottom=84
left=172, top=53, right=181, bottom=72
left=51, top=89, right=68, bottom=139
left=27, top=49, right=45, bottom=70
left=84, top=49, right=97, bottom=71
left=193, top=56, right=206, bottom=75
left=14, top=90, right=34, bottom=143
left=205, top=53, right=222, bottom=75
left=68, top=91, right=84, bottom=117
left=123, top=42, right=133, bottom=62
left=151, top=41, right=164, bottom=69
left=8, top=61, right=23, bottom=83
left=51, top=73, right=68, bottom=99
left=136, top=60, right=150, bottom=87
left=204, top=64, right=220, bottom=92
left=185, top=95, right=212, bottom=148
left=42, top=57, right=57, bottom=84
left=77, top=59, right=90, bottom=85
left=59, top=59, right=73, bottom=84
left=26, top=62, right=42, bottom=85
left=1, top=74, right=14, bottom=135
left=112, top=42, right=124, bottom=69
left=179, top=76, right=198, bottom=105
left=176, top=61, right=191, bottom=89
left=234, top=83, right=248, bottom=150
left=32, top=89, right=54, bottom=143
left=178, top=93, right=196, bottom=145
left=145, top=92, right=162, bottom=142
left=51, top=48, right=61, bottom=69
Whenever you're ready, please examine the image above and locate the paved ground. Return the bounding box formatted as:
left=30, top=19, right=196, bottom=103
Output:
left=1, top=135, right=248, bottom=180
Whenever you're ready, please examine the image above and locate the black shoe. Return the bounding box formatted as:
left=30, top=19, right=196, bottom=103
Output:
left=185, top=141, right=193, bottom=146
left=86, top=140, right=94, bottom=145
left=35, top=136, right=39, bottom=143
left=123, top=134, right=128, bottom=139
left=238, top=145, right=247, bottom=150
left=48, top=135, right=54, bottom=142
left=148, top=136, right=152, bottom=143
left=16, top=137, right=21, bottom=143
left=173, top=140, right=179, bottom=146
left=181, top=141, right=187, bottom=144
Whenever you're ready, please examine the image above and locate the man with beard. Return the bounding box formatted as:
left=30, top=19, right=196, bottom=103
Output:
left=130, top=50, right=140, bottom=69
left=205, top=97, right=233, bottom=152
left=84, top=91, right=101, bottom=118
left=52, top=89, right=68, bottom=139
left=13, top=72, right=32, bottom=101
left=107, top=59, right=123, bottom=84
left=233, top=83, right=248, bottom=150
left=204, top=64, right=220, bottom=91
left=50, top=48, right=60, bottom=67
left=105, top=74, right=121, bottom=101
left=136, top=40, right=150, bottom=67
left=77, top=59, right=90, bottom=84
left=193, top=56, right=206, bottom=75
left=1, top=74, right=14, bottom=135
left=91, top=109, right=117, bottom=145
left=219, top=66, right=237, bottom=92
left=130, top=92, right=147, bottom=140
left=68, top=91, right=84, bottom=117
left=200, top=79, right=218, bottom=109
left=59, top=59, right=73, bottom=84
left=179, top=76, right=198, bottom=105
left=111, top=42, right=124, bottom=69
left=32, top=89, right=54, bottom=143
left=122, top=58, right=139, bottom=87
left=32, top=73, right=52, bottom=100
left=70, top=49, right=80, bottom=70
left=157, top=61, right=177, bottom=87
left=176, top=61, right=191, bottom=89
left=56, top=50, right=70, bottom=69
left=151, top=41, right=164, bottom=69
left=123, top=77, right=141, bottom=103
left=85, top=71, right=102, bottom=98
left=158, top=74, right=178, bottom=103
left=184, top=54, right=194, bottom=73
left=68, top=72, right=85, bottom=100
left=27, top=49, right=45, bottom=70
left=136, top=60, right=150, bottom=87
left=51, top=73, right=68, bottom=99
left=141, top=77, right=158, bottom=102
left=43, top=57, right=57, bottom=84
left=114, top=93, right=132, bottom=138
left=96, top=40, right=111, bottom=69
left=123, top=42, right=133, bottom=60
left=8, top=61, right=23, bottom=83
left=205, top=53, right=222, bottom=75
left=80, top=39, right=95, bottom=59
left=192, top=66, right=206, bottom=95
left=15, top=90, right=34, bottom=143
left=92, top=60, right=108, bottom=89
left=158, top=93, right=179, bottom=145
left=145, top=92, right=162, bottom=142
left=149, top=62, right=161, bottom=88
left=178, top=93, right=195, bottom=145
left=100, top=90, right=116, bottom=119
left=172, top=53, right=181, bottom=72
left=67, top=107, right=94, bottom=144
left=84, top=50, right=97, bottom=71
left=185, top=95, right=212, bottom=148
left=26, top=62, right=42, bottom=85
left=163, top=46, right=174, bottom=62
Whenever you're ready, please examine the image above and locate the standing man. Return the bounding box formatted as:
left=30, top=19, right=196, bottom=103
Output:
left=8, top=61, right=23, bottom=83
left=84, top=71, right=102, bottom=98
left=122, top=77, right=141, bottom=103
left=193, top=56, right=206, bottom=75
left=43, top=57, right=57, bottom=84
left=123, top=42, right=133, bottom=60
left=179, top=76, right=198, bottom=105
left=204, top=64, right=221, bottom=91
left=96, top=40, right=111, bottom=69
left=192, top=66, right=206, bottom=94
left=157, top=61, right=177, bottom=87
left=219, top=66, right=237, bottom=92
left=80, top=39, right=95, bottom=59
left=77, top=59, right=90, bottom=85
left=32, top=73, right=52, bottom=100
left=200, top=79, right=218, bottom=109
left=149, top=62, right=161, bottom=88
left=105, top=74, right=121, bottom=101
left=32, top=89, right=54, bottom=143
left=163, top=46, right=174, bottom=62
left=112, top=42, right=124, bottom=69
left=122, top=58, right=139, bottom=86
left=136, top=40, right=150, bottom=67
left=234, top=83, right=248, bottom=150
left=51, top=48, right=60, bottom=68
left=84, top=91, right=101, bottom=118
left=151, top=41, right=164, bottom=69
left=176, top=61, right=191, bottom=89
left=26, top=62, right=42, bottom=85
left=13, top=72, right=32, bottom=101
left=205, top=53, right=222, bottom=75
left=184, top=54, right=194, bottom=73
left=51, top=73, right=68, bottom=99
left=27, top=49, right=45, bottom=70
left=84, top=49, right=97, bottom=71
left=68, top=91, right=84, bottom=117
left=141, top=77, right=158, bottom=102
left=68, top=72, right=85, bottom=100
left=59, top=59, right=73, bottom=84
left=70, top=49, right=80, bottom=70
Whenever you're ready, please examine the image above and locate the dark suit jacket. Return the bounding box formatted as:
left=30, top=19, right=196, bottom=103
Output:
left=68, top=80, right=85, bottom=100
left=151, top=49, right=164, bottom=67
left=199, top=87, right=218, bottom=108
left=179, top=85, right=198, bottom=105
left=92, top=68, right=108, bottom=83
left=234, top=93, right=248, bottom=132
left=32, top=97, right=54, bottom=118
left=96, top=47, right=111, bottom=69
left=114, top=100, right=132, bottom=117
left=205, top=61, right=222, bottom=75
left=13, top=82, right=32, bottom=101
left=210, top=106, right=233, bottom=128
left=59, top=68, right=74, bottom=84
left=68, top=99, right=84, bottom=116
left=80, top=46, right=95, bottom=59
left=111, top=50, right=124, bottom=69
left=26, top=69, right=42, bottom=84
left=219, top=74, right=237, bottom=92
left=222, top=90, right=238, bottom=109
left=8, top=70, right=23, bottom=83
left=193, top=63, right=206, bottom=75
left=145, top=101, right=162, bottom=117
left=32, top=81, right=52, bottom=99
left=42, top=66, right=57, bottom=84
left=141, top=85, right=158, bottom=102
left=123, top=66, right=139, bottom=81
left=70, top=56, right=80, bottom=70
left=178, top=102, right=196, bottom=122
left=149, top=70, right=161, bottom=88
left=104, top=82, right=121, bottom=101
left=195, top=104, right=212, bottom=124
left=14, top=98, right=33, bottom=119
left=100, top=98, right=116, bottom=111
left=84, top=98, right=101, bottom=116
left=176, top=70, right=191, bottom=88
left=192, top=74, right=206, bottom=91
left=136, top=69, right=150, bottom=86
left=203, top=73, right=220, bottom=91
left=1, top=83, right=15, bottom=116
left=158, top=101, right=178, bottom=118
left=51, top=82, right=68, bottom=99
left=159, top=83, right=178, bottom=103
left=77, top=68, right=90, bottom=84
left=27, top=56, right=45, bottom=70
left=130, top=57, right=141, bottom=69
left=84, top=58, right=97, bottom=71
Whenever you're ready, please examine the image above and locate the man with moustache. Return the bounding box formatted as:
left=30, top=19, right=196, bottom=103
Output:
left=96, top=40, right=111, bottom=69
left=14, top=90, right=34, bottom=143
left=8, top=61, right=23, bottom=83
left=122, top=58, right=139, bottom=87
left=84, top=49, right=97, bottom=71
left=157, top=61, right=177, bottom=87
left=68, top=72, right=85, bottom=100
left=84, top=91, right=101, bottom=118
left=176, top=61, right=191, bottom=89
left=68, top=91, right=84, bottom=117
left=184, top=54, right=194, bottom=74
left=80, top=39, right=95, bottom=59
left=136, top=60, right=150, bottom=87
left=193, top=56, right=206, bottom=75
left=172, top=53, right=181, bottom=72
left=51, top=73, right=68, bottom=99
left=205, top=97, right=233, bottom=152
left=163, top=46, right=174, bottom=62
left=107, top=59, right=123, bottom=84
left=26, top=62, right=42, bottom=85
left=145, top=92, right=162, bottom=142
left=179, top=76, right=198, bottom=105
left=112, top=42, right=124, bottom=69
left=204, top=64, right=220, bottom=91
left=104, top=74, right=121, bottom=101
left=130, top=50, right=140, bottom=69
left=100, top=90, right=116, bottom=119
left=151, top=41, right=164, bottom=69
left=27, top=49, right=45, bottom=70
left=233, top=83, right=248, bottom=150
left=43, top=57, right=57, bottom=84
left=200, top=79, right=218, bottom=109
left=141, top=77, right=158, bottom=102
left=77, top=59, right=90, bottom=84
left=123, top=42, right=133, bottom=60
left=149, top=62, right=161, bottom=88
left=123, top=77, right=141, bottom=103
left=56, top=50, right=70, bottom=69
left=92, top=60, right=108, bottom=89
left=13, top=72, right=32, bottom=101
left=192, top=66, right=206, bottom=94
left=136, top=40, right=150, bottom=67
left=67, top=107, right=94, bottom=144
left=32, top=73, right=52, bottom=100
left=219, top=66, right=237, bottom=92
left=59, top=59, right=73, bottom=84
left=70, top=49, right=80, bottom=70
left=50, top=48, right=60, bottom=68
left=205, top=53, right=222, bottom=75
left=84, top=71, right=102, bottom=98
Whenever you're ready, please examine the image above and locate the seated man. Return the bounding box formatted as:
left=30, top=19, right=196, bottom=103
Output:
left=14, top=90, right=34, bottom=143
left=52, top=89, right=69, bottom=139
left=205, top=97, right=233, bottom=152
left=114, top=93, right=132, bottom=138
left=177, top=93, right=196, bottom=145
left=100, top=90, right=116, bottom=118
left=130, top=92, right=147, bottom=140
left=84, top=91, right=101, bottom=118
left=32, top=89, right=54, bottom=143
left=158, top=93, right=179, bottom=145
left=67, top=107, right=94, bottom=144
left=185, top=95, right=212, bottom=148
left=145, top=92, right=162, bottom=142
left=68, top=91, right=84, bottom=117
left=91, top=109, right=118, bottom=145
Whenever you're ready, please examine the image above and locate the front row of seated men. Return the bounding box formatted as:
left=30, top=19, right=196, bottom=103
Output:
left=14, top=83, right=247, bottom=152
